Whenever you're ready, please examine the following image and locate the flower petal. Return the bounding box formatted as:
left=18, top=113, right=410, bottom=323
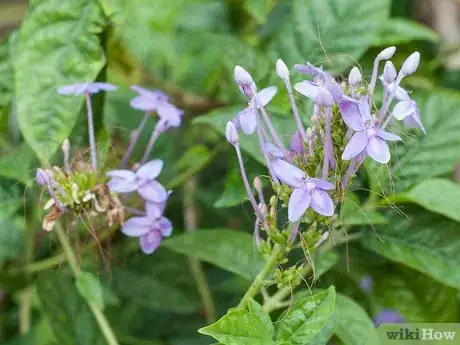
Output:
left=289, top=130, right=305, bottom=155
left=271, top=159, right=305, bottom=188
left=138, top=180, right=167, bottom=202
left=288, top=187, right=311, bottom=222
left=136, top=160, right=163, bottom=180
left=145, top=201, right=165, bottom=219
left=107, top=177, right=138, bottom=193
left=239, top=107, right=257, bottom=135
left=264, top=142, right=285, bottom=158
left=404, top=112, right=427, bottom=135
left=130, top=96, right=157, bottom=111
left=342, top=131, right=368, bottom=160
left=121, top=216, right=152, bottom=236
left=94, top=82, right=117, bottom=92
left=325, top=80, right=343, bottom=104
left=310, top=189, right=334, bottom=216
left=392, top=100, right=414, bottom=120
left=339, top=97, right=365, bottom=131
left=376, top=129, right=401, bottom=142
left=294, top=81, right=320, bottom=101
left=257, top=86, right=277, bottom=107
left=57, top=83, right=87, bottom=95
left=308, top=178, right=335, bottom=190
left=139, top=230, right=162, bottom=254
left=366, top=137, right=390, bottom=164
left=157, top=103, right=183, bottom=127
left=106, top=170, right=136, bottom=181
left=159, top=217, right=173, bottom=237
left=358, top=96, right=371, bottom=119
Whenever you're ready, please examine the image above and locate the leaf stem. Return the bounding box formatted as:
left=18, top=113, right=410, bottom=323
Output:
left=54, top=224, right=119, bottom=345
left=237, top=244, right=282, bottom=309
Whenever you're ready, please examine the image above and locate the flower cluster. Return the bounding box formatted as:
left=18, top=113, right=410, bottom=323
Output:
left=227, top=47, right=423, bottom=251
left=36, top=83, right=183, bottom=254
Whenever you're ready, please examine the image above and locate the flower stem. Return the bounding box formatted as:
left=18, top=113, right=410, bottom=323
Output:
left=285, top=80, right=306, bottom=142
left=120, top=113, right=150, bottom=168
left=141, top=128, right=161, bottom=164
left=237, top=244, right=282, bottom=308
left=54, top=224, right=119, bottom=345
left=84, top=93, right=98, bottom=171
left=183, top=177, right=216, bottom=324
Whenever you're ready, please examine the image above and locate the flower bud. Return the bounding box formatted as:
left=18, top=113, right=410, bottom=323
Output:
left=383, top=61, right=397, bottom=83
left=253, top=176, right=263, bottom=190
left=36, top=168, right=52, bottom=186
left=377, top=46, right=396, bottom=61
left=276, top=59, right=290, bottom=80
left=234, top=65, right=254, bottom=87
left=226, top=121, right=239, bottom=146
left=401, top=51, right=420, bottom=76
left=258, top=203, right=268, bottom=216
left=348, top=67, right=361, bottom=86
left=62, top=138, right=70, bottom=154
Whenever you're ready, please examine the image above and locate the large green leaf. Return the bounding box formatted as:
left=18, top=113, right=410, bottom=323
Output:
left=391, top=91, right=460, bottom=191
left=373, top=18, right=438, bottom=46
left=36, top=271, right=106, bottom=345
left=198, top=309, right=275, bottom=345
left=194, top=106, right=297, bottom=164
left=275, top=286, right=336, bottom=345
left=163, top=229, right=264, bottom=280
left=335, top=293, right=379, bottom=345
left=0, top=144, right=35, bottom=184
left=0, top=32, right=14, bottom=113
left=362, top=211, right=460, bottom=289
left=394, top=178, right=460, bottom=223
left=14, top=0, right=108, bottom=162
left=248, top=299, right=275, bottom=337
left=339, top=193, right=387, bottom=227
left=271, top=0, right=390, bottom=73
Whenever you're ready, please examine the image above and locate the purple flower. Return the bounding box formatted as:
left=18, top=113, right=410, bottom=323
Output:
left=392, top=99, right=426, bottom=135
left=380, top=77, right=411, bottom=101
left=271, top=159, right=334, bottom=221
left=130, top=85, right=169, bottom=111
left=294, top=63, right=342, bottom=103
left=156, top=102, right=184, bottom=130
left=289, top=130, right=305, bottom=156
left=374, top=309, right=405, bottom=326
left=359, top=275, right=373, bottom=294
left=295, top=81, right=335, bottom=107
left=233, top=86, right=277, bottom=135
left=57, top=82, right=117, bottom=95
left=122, top=205, right=172, bottom=254
left=340, top=97, right=402, bottom=164
left=106, top=160, right=167, bottom=202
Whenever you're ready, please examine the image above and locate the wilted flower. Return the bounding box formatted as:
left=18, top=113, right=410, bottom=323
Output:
left=107, top=160, right=167, bottom=203
left=340, top=96, right=402, bottom=164
left=57, top=82, right=117, bottom=95
left=232, top=86, right=277, bottom=135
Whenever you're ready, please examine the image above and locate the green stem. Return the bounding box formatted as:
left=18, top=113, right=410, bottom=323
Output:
left=19, top=222, right=36, bottom=334
left=54, top=225, right=119, bottom=345
left=237, top=244, right=283, bottom=309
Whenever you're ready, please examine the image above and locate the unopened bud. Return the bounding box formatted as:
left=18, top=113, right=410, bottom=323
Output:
left=234, top=65, right=254, bottom=87
left=401, top=51, right=420, bottom=76
left=258, top=203, right=268, bottom=216
left=253, top=176, right=263, bottom=190
left=348, top=67, right=361, bottom=86
left=62, top=138, right=70, bottom=155
left=377, top=46, right=396, bottom=61
left=383, top=61, right=397, bottom=83
left=36, top=168, right=52, bottom=186
left=226, top=121, right=239, bottom=146
left=276, top=59, right=290, bottom=80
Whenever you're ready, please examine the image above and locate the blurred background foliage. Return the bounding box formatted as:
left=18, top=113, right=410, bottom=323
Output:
left=1, top=0, right=460, bottom=344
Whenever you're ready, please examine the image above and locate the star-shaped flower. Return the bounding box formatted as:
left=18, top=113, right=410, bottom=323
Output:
left=57, top=82, right=117, bottom=95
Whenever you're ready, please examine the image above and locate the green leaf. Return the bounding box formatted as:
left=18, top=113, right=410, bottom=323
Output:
left=394, top=178, right=460, bottom=223
left=335, top=293, right=379, bottom=345
left=194, top=106, right=297, bottom=164
left=275, top=286, right=336, bottom=345
left=75, top=272, right=105, bottom=310
left=245, top=0, right=273, bottom=24
left=362, top=211, right=460, bottom=289
left=339, top=193, right=387, bottom=227
left=0, top=217, right=24, bottom=261
left=373, top=18, right=438, bottom=46
left=271, top=0, right=390, bottom=73
left=36, top=271, right=105, bottom=345
left=0, top=144, right=35, bottom=184
left=248, top=299, right=275, bottom=337
left=391, top=91, right=460, bottom=191
left=14, top=0, right=108, bottom=162
left=0, top=32, right=14, bottom=113
left=175, top=144, right=211, bottom=171
left=163, top=229, right=264, bottom=280
left=314, top=250, right=339, bottom=279
left=198, top=309, right=274, bottom=345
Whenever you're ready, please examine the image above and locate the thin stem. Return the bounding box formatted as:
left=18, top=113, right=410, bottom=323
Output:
left=237, top=244, right=282, bottom=308
left=368, top=57, right=381, bottom=105
left=378, top=74, right=403, bottom=121
left=54, top=224, right=119, bottom=345
left=183, top=177, right=216, bottom=324
left=322, top=107, right=333, bottom=179
left=141, top=128, right=161, bottom=164
left=85, top=93, right=98, bottom=171
left=285, top=80, right=306, bottom=141
left=341, top=158, right=357, bottom=189
left=120, top=113, right=150, bottom=168
left=255, top=108, right=279, bottom=184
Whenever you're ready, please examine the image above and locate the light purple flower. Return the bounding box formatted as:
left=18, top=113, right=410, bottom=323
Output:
left=392, top=99, right=426, bottom=135
left=340, top=97, right=402, bottom=164
left=57, top=82, right=117, bottom=95
left=374, top=309, right=405, bottom=326
left=156, top=102, right=183, bottom=129
left=122, top=206, right=172, bottom=254
left=359, top=275, right=373, bottom=294
left=233, top=86, right=277, bottom=135
left=289, top=130, right=305, bottom=156
left=106, top=160, right=167, bottom=202
left=294, top=63, right=342, bottom=103
left=271, top=159, right=334, bottom=221
left=130, top=85, right=169, bottom=111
